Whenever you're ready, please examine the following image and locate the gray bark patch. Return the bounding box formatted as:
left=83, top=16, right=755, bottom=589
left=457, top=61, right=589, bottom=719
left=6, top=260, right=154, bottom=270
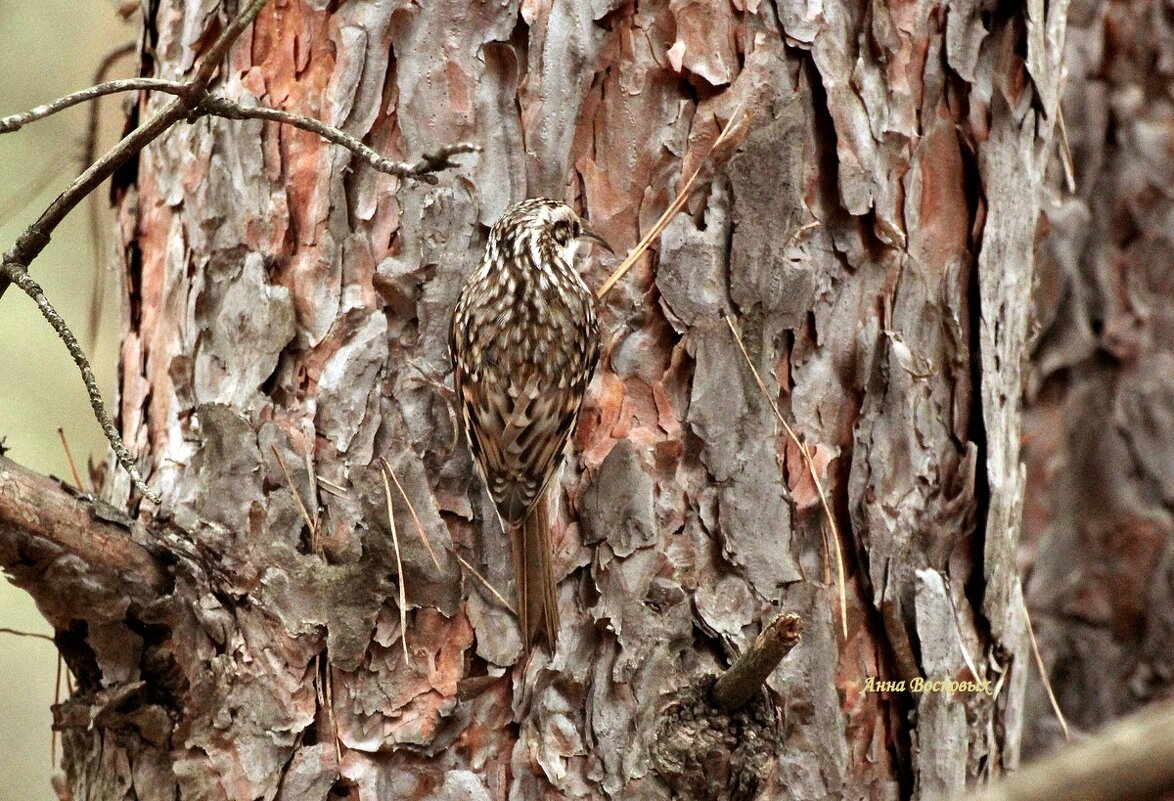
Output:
left=581, top=439, right=657, bottom=557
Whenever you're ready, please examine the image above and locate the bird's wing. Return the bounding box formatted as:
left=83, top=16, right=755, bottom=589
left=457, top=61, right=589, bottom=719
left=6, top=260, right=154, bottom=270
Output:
left=458, top=361, right=581, bottom=526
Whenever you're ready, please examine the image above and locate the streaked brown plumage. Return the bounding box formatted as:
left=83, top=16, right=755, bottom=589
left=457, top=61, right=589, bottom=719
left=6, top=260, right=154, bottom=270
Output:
left=449, top=198, right=606, bottom=652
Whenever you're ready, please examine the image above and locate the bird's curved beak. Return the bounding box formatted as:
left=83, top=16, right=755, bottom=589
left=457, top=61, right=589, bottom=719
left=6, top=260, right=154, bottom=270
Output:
left=578, top=222, right=614, bottom=254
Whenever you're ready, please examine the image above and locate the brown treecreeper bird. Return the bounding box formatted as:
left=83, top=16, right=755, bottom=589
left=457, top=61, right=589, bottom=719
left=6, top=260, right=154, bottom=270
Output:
left=450, top=198, right=609, bottom=653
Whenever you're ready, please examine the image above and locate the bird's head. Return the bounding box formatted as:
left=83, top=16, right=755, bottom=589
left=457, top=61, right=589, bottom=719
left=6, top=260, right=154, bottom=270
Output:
left=492, top=198, right=612, bottom=271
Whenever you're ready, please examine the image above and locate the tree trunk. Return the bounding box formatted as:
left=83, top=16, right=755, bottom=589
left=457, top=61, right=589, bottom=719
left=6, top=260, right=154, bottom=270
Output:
left=0, top=1, right=1070, bottom=799
left=1022, top=0, right=1174, bottom=757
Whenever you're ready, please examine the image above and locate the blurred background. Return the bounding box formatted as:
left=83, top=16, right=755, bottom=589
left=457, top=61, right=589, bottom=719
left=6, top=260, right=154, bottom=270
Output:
left=0, top=2, right=133, bottom=798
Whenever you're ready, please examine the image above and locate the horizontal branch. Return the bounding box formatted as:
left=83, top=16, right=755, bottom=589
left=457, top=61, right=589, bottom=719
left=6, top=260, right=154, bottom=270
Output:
left=964, top=700, right=1174, bottom=801
left=0, top=82, right=480, bottom=189
left=195, top=96, right=479, bottom=183
left=0, top=454, right=166, bottom=628
left=0, top=78, right=187, bottom=133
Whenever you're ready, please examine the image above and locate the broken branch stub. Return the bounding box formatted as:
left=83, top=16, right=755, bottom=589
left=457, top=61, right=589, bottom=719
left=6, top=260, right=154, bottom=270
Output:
left=652, top=611, right=802, bottom=801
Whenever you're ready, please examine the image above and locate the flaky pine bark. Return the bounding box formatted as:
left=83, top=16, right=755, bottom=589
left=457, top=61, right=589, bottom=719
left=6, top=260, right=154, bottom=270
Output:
left=1022, top=0, right=1174, bottom=757
left=0, top=1, right=1071, bottom=800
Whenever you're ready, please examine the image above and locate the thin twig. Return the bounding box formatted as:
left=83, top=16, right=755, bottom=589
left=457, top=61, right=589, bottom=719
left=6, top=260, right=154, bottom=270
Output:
left=0, top=627, right=55, bottom=642
left=1024, top=603, right=1070, bottom=741
left=84, top=43, right=138, bottom=165
left=447, top=546, right=514, bottom=613
left=56, top=428, right=85, bottom=491
left=87, top=42, right=140, bottom=347
left=195, top=96, right=478, bottom=184
left=0, top=80, right=476, bottom=187
left=270, top=445, right=319, bottom=554
left=0, top=78, right=184, bottom=134
left=1, top=265, right=158, bottom=502
left=710, top=611, right=802, bottom=710
left=0, top=91, right=188, bottom=301
left=379, top=457, right=441, bottom=571
left=724, top=314, right=848, bottom=638
left=0, top=0, right=272, bottom=498
left=597, top=98, right=750, bottom=299
left=187, top=0, right=272, bottom=97
left=379, top=464, right=412, bottom=666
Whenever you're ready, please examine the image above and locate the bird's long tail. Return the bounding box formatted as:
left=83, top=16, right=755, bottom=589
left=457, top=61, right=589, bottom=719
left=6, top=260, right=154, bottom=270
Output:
left=510, top=497, right=559, bottom=653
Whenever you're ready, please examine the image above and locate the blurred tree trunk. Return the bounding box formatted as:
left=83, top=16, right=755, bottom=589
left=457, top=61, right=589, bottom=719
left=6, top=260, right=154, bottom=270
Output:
left=1022, top=0, right=1174, bottom=756
left=0, top=1, right=1071, bottom=800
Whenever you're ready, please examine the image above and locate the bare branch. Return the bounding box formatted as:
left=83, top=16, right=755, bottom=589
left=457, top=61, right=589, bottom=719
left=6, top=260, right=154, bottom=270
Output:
left=0, top=454, right=166, bottom=627
left=963, top=700, right=1174, bottom=801
left=0, top=78, right=186, bottom=134
left=0, top=1, right=273, bottom=501
left=0, top=0, right=272, bottom=300
left=0, top=0, right=474, bottom=503
left=195, top=96, right=478, bottom=184
left=0, top=96, right=182, bottom=296
left=0, top=264, right=159, bottom=503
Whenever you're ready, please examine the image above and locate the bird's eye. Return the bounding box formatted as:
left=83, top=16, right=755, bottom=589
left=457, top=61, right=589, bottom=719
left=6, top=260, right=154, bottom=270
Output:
left=552, top=221, right=571, bottom=246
